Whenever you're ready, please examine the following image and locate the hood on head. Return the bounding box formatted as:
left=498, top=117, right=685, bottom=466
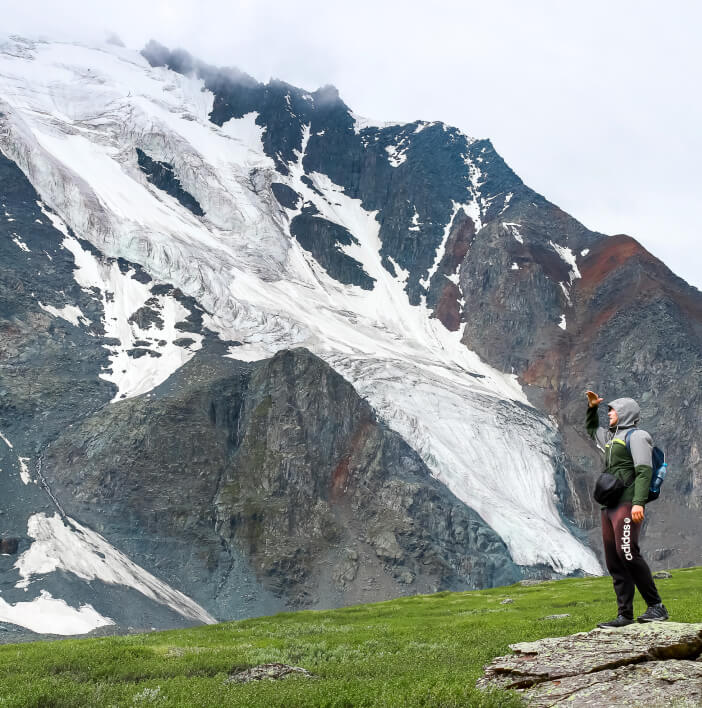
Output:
left=607, top=397, right=641, bottom=428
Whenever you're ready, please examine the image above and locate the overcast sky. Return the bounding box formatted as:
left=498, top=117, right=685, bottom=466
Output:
left=5, top=0, right=701, bottom=289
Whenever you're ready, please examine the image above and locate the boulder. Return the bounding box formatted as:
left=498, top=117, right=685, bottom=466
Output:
left=225, top=663, right=312, bottom=684
left=372, top=531, right=404, bottom=561
left=519, top=579, right=552, bottom=587
left=478, top=622, right=702, bottom=706
left=539, top=614, right=571, bottom=620
left=0, top=538, right=19, bottom=555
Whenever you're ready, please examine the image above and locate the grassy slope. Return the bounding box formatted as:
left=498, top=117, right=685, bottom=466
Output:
left=0, top=568, right=700, bottom=707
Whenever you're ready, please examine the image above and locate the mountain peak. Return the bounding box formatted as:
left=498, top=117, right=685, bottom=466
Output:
left=312, top=83, right=342, bottom=106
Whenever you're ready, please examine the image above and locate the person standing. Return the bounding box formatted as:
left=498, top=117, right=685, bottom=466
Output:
left=585, top=391, right=668, bottom=627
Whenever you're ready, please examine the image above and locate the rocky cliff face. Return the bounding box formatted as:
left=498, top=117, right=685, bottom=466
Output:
left=0, top=149, right=220, bottom=635
left=459, top=217, right=702, bottom=567
left=44, top=346, right=526, bottom=617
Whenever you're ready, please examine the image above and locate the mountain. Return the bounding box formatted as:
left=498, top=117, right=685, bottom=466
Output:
left=0, top=35, right=699, bottom=637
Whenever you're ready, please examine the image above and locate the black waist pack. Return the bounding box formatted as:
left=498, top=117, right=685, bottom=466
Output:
left=593, top=472, right=627, bottom=507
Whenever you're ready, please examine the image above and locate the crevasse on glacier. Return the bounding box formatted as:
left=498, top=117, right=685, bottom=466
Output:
left=0, top=37, right=601, bottom=576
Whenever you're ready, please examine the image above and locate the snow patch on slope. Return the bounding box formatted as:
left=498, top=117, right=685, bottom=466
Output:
left=11, top=233, right=30, bottom=251
left=385, top=143, right=408, bottom=167
left=14, top=513, right=216, bottom=625
left=500, top=192, right=514, bottom=213
left=503, top=222, right=524, bottom=244
left=18, top=457, right=31, bottom=485
left=38, top=301, right=89, bottom=327
left=550, top=240, right=581, bottom=308
left=38, top=205, right=203, bottom=401
left=550, top=241, right=581, bottom=282
left=0, top=590, right=114, bottom=635
left=420, top=201, right=462, bottom=289
left=408, top=205, right=421, bottom=233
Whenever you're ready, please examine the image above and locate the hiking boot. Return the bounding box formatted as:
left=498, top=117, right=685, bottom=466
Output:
left=597, top=615, right=634, bottom=629
left=637, top=603, right=669, bottom=623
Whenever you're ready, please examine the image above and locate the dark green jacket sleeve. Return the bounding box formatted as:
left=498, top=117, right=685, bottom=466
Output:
left=586, top=405, right=599, bottom=439
left=633, top=465, right=653, bottom=506
left=586, top=405, right=607, bottom=448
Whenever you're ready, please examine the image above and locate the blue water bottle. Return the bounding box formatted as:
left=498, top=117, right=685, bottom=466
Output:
left=650, top=462, right=667, bottom=494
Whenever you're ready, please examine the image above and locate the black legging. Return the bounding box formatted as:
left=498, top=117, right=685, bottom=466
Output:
left=601, top=502, right=661, bottom=618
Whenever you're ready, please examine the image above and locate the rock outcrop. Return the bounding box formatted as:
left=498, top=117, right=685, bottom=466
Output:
left=43, top=345, right=526, bottom=617
left=225, top=663, right=313, bottom=684
left=478, top=622, right=702, bottom=706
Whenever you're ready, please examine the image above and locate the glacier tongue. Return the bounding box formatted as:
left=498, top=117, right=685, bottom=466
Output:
left=0, top=37, right=601, bottom=576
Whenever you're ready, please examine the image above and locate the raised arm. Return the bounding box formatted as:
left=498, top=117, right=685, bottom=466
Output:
left=585, top=391, right=607, bottom=449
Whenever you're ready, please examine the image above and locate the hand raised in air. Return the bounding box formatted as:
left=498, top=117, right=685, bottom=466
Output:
left=586, top=391, right=604, bottom=408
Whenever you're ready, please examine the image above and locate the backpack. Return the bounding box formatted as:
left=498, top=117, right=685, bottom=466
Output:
left=624, top=429, right=666, bottom=503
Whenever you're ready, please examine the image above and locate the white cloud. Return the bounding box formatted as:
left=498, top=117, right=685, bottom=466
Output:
left=3, top=0, right=701, bottom=289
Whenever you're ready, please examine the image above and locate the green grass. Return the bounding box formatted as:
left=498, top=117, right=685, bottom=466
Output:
left=1, top=567, right=700, bottom=707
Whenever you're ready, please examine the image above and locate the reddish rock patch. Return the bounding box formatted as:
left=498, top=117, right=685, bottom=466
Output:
left=578, top=234, right=654, bottom=292
left=0, top=538, right=19, bottom=555
left=522, top=347, right=567, bottom=405
left=330, top=419, right=374, bottom=502
left=330, top=457, right=350, bottom=499
left=441, top=212, right=475, bottom=275
left=434, top=281, right=462, bottom=331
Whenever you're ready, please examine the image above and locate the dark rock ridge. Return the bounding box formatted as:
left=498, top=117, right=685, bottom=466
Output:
left=141, top=41, right=533, bottom=307
left=44, top=345, right=527, bottom=617
left=289, top=207, right=375, bottom=290
left=478, top=622, right=702, bottom=706
left=136, top=147, right=204, bottom=217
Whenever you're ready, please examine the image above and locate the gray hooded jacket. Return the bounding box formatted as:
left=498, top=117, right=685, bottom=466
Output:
left=587, top=397, right=654, bottom=506
left=597, top=398, right=653, bottom=466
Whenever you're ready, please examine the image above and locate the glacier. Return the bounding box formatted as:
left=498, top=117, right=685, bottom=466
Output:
left=0, top=36, right=601, bottom=576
